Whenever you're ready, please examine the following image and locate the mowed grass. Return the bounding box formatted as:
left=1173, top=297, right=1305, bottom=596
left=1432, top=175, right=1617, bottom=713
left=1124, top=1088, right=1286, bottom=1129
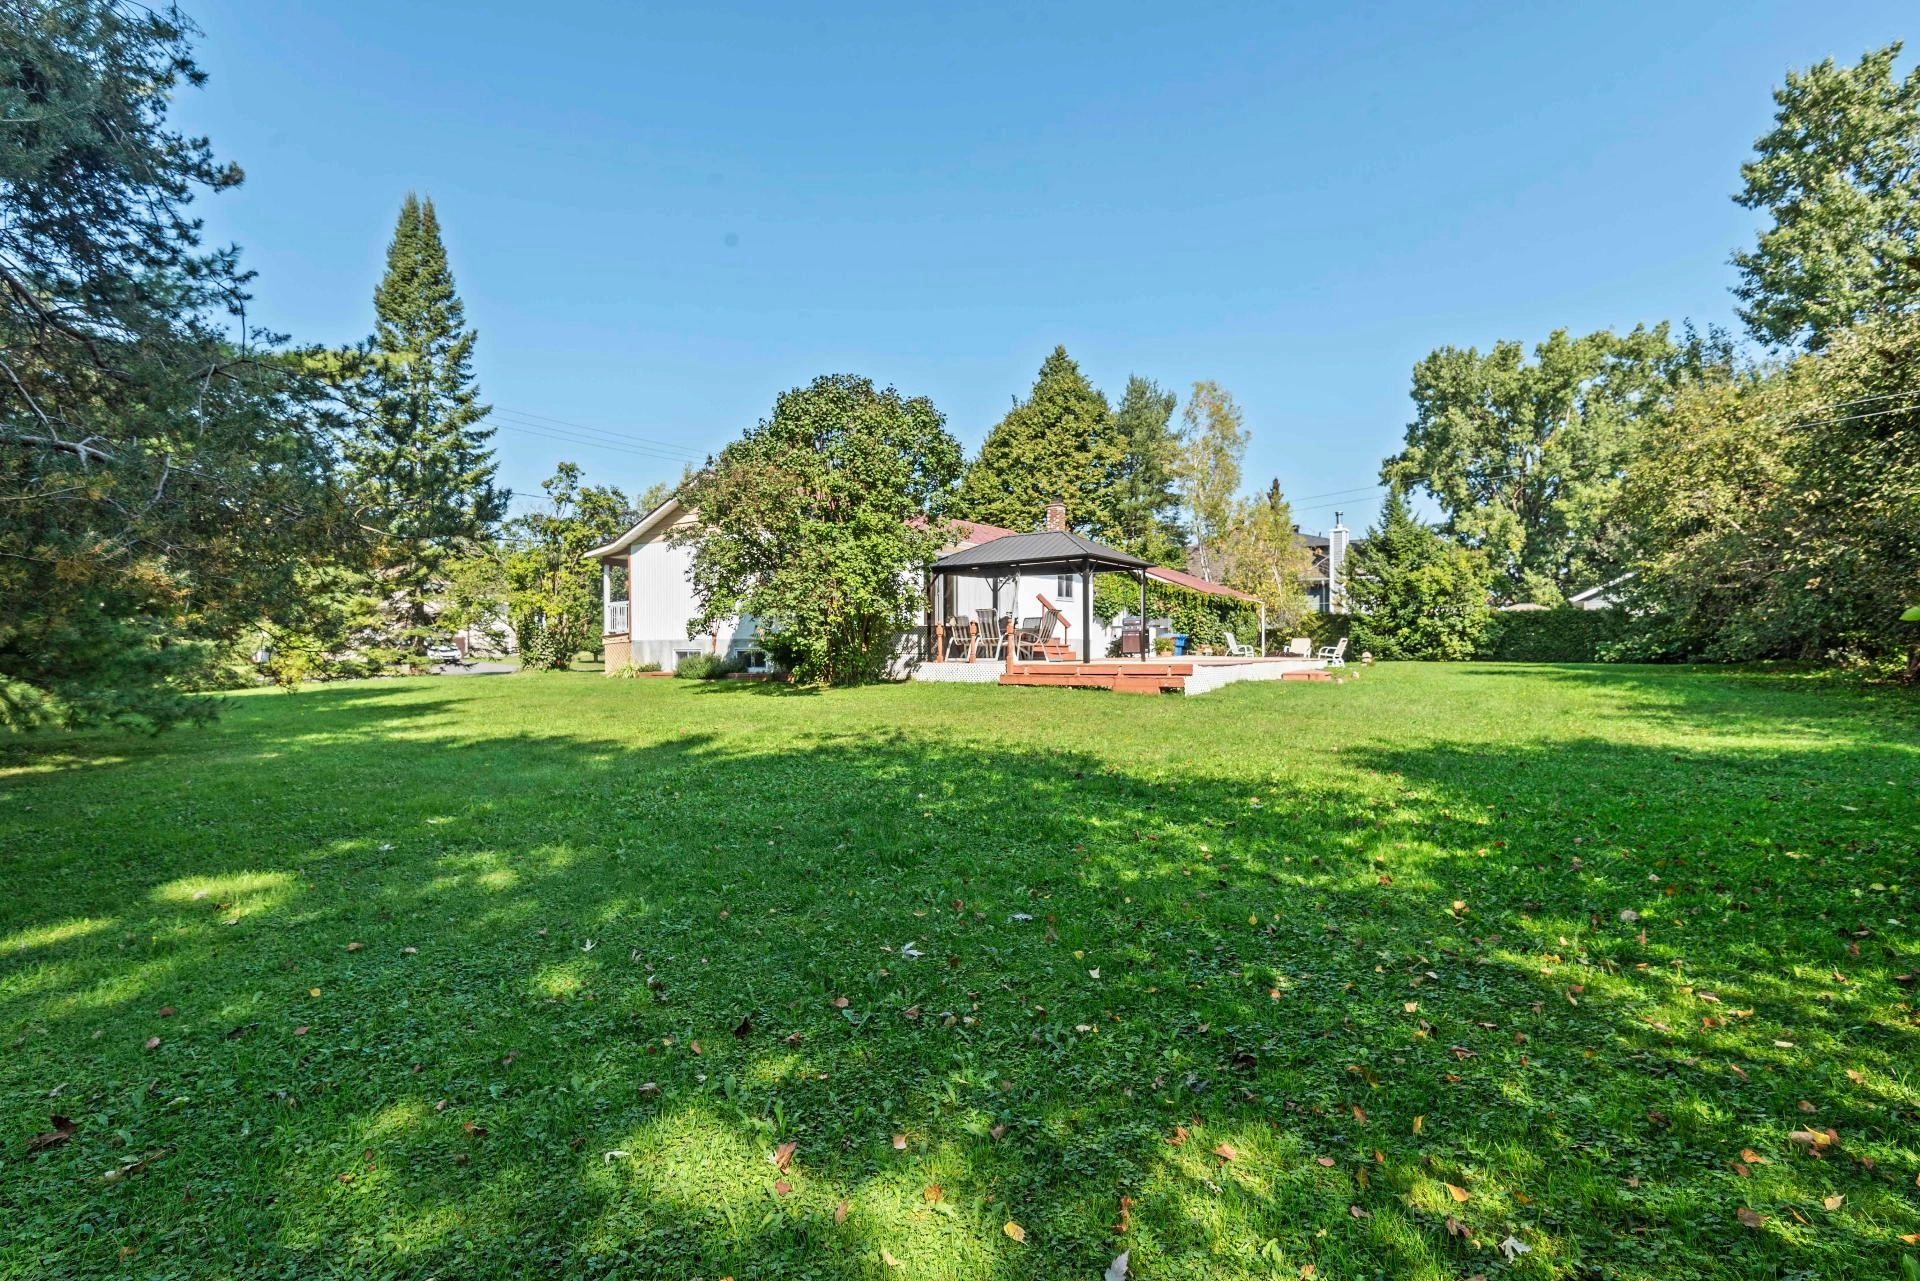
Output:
left=2, top=665, right=1917, bottom=1281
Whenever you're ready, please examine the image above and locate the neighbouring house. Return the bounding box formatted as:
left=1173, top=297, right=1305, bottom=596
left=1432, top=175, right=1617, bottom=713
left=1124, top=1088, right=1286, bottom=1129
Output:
left=584, top=496, right=1261, bottom=673
left=1568, top=573, right=1634, bottom=610
left=1295, top=512, right=1351, bottom=614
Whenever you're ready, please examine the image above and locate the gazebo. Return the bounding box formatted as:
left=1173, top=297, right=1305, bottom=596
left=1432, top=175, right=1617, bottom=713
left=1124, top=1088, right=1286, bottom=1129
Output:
left=927, top=529, right=1155, bottom=667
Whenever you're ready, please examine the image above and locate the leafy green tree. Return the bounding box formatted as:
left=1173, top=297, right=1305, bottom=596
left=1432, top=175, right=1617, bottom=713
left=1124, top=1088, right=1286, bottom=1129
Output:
left=1109, top=375, right=1185, bottom=561
left=1346, top=493, right=1491, bottom=661
left=0, top=2, right=342, bottom=729
left=1381, top=325, right=1706, bottom=604
left=342, top=193, right=505, bottom=651
left=1221, top=479, right=1313, bottom=635
left=677, top=374, right=961, bottom=685
left=504, top=463, right=637, bottom=670
left=1733, top=44, right=1920, bottom=350
left=1620, top=311, right=1920, bottom=667
left=957, top=347, right=1120, bottom=536
left=1176, top=380, right=1246, bottom=583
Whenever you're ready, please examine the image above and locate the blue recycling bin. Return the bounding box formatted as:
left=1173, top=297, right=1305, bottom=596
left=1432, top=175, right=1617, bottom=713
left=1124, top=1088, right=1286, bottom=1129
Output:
left=1173, top=634, right=1189, bottom=655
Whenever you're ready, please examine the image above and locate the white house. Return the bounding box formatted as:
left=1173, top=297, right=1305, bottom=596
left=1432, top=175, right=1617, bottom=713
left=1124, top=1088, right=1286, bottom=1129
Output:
left=584, top=497, right=1262, bottom=673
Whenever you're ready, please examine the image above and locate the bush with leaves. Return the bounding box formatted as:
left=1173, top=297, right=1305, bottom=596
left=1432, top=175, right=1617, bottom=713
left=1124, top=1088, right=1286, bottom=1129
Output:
left=1091, top=576, right=1259, bottom=652
left=676, top=374, right=962, bottom=686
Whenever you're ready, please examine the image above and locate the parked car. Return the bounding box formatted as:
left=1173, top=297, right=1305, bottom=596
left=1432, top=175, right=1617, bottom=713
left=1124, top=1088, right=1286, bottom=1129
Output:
left=425, top=643, right=465, bottom=665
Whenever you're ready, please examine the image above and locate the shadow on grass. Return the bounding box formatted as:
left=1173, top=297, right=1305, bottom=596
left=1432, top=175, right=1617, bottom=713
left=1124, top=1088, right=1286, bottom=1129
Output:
left=1, top=680, right=1917, bottom=1279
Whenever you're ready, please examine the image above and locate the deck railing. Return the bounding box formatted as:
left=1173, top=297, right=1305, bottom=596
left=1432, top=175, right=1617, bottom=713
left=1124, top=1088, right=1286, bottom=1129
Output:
left=604, top=601, right=629, bottom=635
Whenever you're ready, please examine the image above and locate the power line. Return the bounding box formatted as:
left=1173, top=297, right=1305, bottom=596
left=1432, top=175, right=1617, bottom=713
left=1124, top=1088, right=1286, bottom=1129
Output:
left=491, top=419, right=703, bottom=468
left=1290, top=481, right=1389, bottom=503
left=492, top=406, right=707, bottom=460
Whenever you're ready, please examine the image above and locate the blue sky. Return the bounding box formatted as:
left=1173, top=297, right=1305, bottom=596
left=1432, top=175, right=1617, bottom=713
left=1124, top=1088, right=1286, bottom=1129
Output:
left=176, top=1, right=1911, bottom=532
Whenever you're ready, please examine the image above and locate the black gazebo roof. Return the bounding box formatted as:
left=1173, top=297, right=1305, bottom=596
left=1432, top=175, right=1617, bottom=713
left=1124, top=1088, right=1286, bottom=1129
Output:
left=930, top=530, right=1153, bottom=577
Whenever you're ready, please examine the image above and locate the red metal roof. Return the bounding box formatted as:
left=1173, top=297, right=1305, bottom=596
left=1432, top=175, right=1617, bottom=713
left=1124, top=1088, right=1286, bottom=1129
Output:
left=1144, top=564, right=1259, bottom=602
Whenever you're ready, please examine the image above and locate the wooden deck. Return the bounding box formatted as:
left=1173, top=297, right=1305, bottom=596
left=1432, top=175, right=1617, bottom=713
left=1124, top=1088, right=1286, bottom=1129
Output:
left=994, top=657, right=1335, bottom=695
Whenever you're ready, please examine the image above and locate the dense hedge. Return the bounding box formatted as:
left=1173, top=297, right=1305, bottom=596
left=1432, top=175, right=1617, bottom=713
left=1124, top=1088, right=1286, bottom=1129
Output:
left=1478, top=606, right=1630, bottom=661
left=1091, top=577, right=1261, bottom=652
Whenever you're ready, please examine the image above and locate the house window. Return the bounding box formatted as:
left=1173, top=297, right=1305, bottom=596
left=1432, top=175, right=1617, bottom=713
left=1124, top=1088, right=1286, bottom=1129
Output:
left=1055, top=573, right=1075, bottom=600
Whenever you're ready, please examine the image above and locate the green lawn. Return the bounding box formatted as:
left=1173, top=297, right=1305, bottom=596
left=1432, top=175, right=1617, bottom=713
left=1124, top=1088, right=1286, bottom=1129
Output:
left=2, top=666, right=1917, bottom=1280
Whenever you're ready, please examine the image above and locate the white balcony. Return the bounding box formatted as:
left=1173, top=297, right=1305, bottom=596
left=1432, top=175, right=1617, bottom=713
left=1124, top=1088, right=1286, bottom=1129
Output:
left=604, top=601, right=629, bottom=635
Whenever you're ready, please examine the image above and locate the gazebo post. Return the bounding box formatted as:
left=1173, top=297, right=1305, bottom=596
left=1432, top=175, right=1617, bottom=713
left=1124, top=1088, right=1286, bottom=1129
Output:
left=930, top=571, right=943, bottom=662
left=1081, top=556, right=1092, bottom=663
left=1005, top=564, right=1020, bottom=674
left=1259, top=599, right=1267, bottom=657
left=1137, top=570, right=1147, bottom=661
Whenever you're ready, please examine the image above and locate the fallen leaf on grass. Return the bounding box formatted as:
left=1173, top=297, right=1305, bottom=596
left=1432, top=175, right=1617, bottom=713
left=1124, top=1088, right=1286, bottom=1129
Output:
left=1351, top=1105, right=1367, bottom=1125
left=1164, top=1125, right=1189, bottom=1146
left=637, top=1082, right=660, bottom=1097
left=1788, top=1129, right=1833, bottom=1150
left=989, top=1123, right=1007, bottom=1141
left=1299, top=1266, right=1317, bottom=1279
left=143, top=1037, right=160, bottom=1051
left=774, top=1179, right=792, bottom=1196
left=1736, top=1207, right=1766, bottom=1228
left=1412, top=1115, right=1424, bottom=1135
left=1349, top=1204, right=1370, bottom=1219
left=157, top=1007, right=176, bottom=1018
left=293, top=1026, right=309, bottom=1036
left=346, top=942, right=362, bottom=952
left=834, top=1200, right=849, bottom=1224
left=773, top=1141, right=797, bottom=1172
left=1003, top=1221, right=1026, bottom=1243
left=26, top=1115, right=76, bottom=1153
left=891, top=1134, right=908, bottom=1150
left=1315, top=1156, right=1336, bottom=1167
left=462, top=1122, right=487, bottom=1138
left=923, top=1184, right=942, bottom=1204
left=1741, top=1148, right=1768, bottom=1165
left=102, top=1147, right=172, bottom=1182
left=1445, top=1182, right=1470, bottom=1203
left=1499, top=1235, right=1531, bottom=1259
left=1105, top=1250, right=1129, bottom=1281
left=881, top=1247, right=903, bottom=1268
left=1823, top=1194, right=1844, bottom=1210
left=1213, top=1142, right=1238, bottom=1161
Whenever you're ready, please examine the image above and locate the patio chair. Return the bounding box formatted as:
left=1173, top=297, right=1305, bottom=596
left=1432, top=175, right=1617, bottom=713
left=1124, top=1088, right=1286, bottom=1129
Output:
left=943, top=617, right=972, bottom=659
left=971, top=607, right=1004, bottom=660
left=1015, top=612, right=1056, bottom=660
left=1286, top=636, right=1312, bottom=658
left=1316, top=636, right=1348, bottom=667
left=1223, top=631, right=1256, bottom=657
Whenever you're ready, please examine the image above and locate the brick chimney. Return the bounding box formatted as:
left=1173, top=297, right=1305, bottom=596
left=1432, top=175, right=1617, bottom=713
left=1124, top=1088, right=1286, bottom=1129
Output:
left=1044, top=499, right=1068, bottom=532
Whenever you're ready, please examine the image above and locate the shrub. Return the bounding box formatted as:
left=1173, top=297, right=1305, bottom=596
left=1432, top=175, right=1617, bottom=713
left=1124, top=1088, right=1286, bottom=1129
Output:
left=611, top=662, right=662, bottom=677
left=674, top=652, right=747, bottom=680
left=1479, top=607, right=1631, bottom=662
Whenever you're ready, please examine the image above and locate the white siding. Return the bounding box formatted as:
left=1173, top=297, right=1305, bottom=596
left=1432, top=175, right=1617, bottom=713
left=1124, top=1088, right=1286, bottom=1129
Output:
left=622, top=514, right=756, bottom=667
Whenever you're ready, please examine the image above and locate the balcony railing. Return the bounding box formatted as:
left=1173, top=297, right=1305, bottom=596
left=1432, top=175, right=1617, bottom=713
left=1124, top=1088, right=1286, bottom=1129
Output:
left=604, top=601, right=629, bottom=635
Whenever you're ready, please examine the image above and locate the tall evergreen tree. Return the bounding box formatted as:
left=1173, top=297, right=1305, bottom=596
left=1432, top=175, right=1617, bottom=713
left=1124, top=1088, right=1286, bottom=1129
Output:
left=956, top=347, right=1122, bottom=536
left=1109, top=375, right=1185, bottom=561
left=0, top=2, right=341, bottom=729
left=1346, top=493, right=1491, bottom=661
left=343, top=193, right=505, bottom=646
